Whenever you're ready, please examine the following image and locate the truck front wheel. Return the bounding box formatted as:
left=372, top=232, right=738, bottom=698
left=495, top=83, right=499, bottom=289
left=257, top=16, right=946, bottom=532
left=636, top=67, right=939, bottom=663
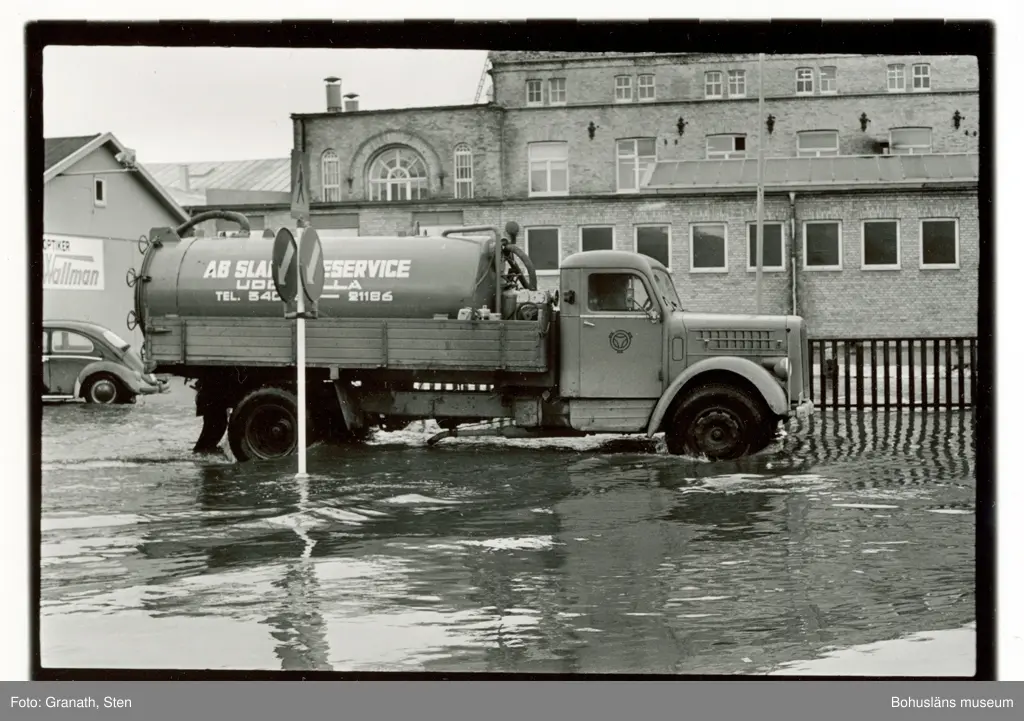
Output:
left=665, top=383, right=771, bottom=460
left=228, top=386, right=312, bottom=463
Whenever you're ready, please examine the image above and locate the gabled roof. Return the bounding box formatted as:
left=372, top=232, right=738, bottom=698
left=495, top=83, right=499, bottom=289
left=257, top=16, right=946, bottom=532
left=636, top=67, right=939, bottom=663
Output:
left=147, top=158, right=291, bottom=193
left=44, top=132, right=190, bottom=223
left=45, top=135, right=101, bottom=172
left=643, top=153, right=980, bottom=193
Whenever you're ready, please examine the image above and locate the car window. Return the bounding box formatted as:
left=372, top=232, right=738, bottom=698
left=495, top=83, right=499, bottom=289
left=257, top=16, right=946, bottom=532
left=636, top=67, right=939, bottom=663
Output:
left=52, top=331, right=95, bottom=354
left=587, top=273, right=651, bottom=312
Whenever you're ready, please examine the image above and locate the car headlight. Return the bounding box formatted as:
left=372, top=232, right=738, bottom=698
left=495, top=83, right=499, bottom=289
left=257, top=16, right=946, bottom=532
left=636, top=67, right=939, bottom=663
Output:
left=773, top=358, right=790, bottom=380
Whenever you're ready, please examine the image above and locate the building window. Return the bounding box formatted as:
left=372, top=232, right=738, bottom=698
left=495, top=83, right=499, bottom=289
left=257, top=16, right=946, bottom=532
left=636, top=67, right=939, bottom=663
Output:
left=912, top=63, right=931, bottom=91
left=525, top=227, right=561, bottom=274
left=321, top=149, right=341, bottom=202
left=526, top=79, right=543, bottom=106
left=453, top=143, right=473, bottom=199
left=804, top=221, right=842, bottom=270
left=528, top=142, right=569, bottom=196
left=796, top=67, right=814, bottom=95
left=920, top=219, right=959, bottom=269
left=797, top=130, right=840, bottom=157
left=635, top=225, right=671, bottom=270
left=887, top=64, right=906, bottom=92
left=548, top=78, right=567, bottom=105
left=615, top=75, right=633, bottom=102
left=747, top=223, right=786, bottom=271
left=638, top=74, right=656, bottom=101
left=690, top=223, right=728, bottom=273
left=728, top=70, right=746, bottom=98
left=706, top=134, right=747, bottom=159
left=862, top=220, right=901, bottom=269
left=616, top=138, right=657, bottom=192
left=580, top=226, right=614, bottom=253
left=368, top=146, right=428, bottom=202
left=820, top=66, right=837, bottom=94
left=705, top=71, right=724, bottom=99
left=93, top=178, right=106, bottom=207
left=889, top=127, right=933, bottom=155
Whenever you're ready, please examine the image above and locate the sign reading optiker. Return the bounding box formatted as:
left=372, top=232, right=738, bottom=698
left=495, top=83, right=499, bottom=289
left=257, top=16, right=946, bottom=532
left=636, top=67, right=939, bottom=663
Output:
left=43, top=235, right=105, bottom=291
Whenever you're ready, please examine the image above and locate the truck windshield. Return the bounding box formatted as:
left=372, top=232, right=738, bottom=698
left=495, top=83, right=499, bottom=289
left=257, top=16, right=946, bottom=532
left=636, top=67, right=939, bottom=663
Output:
left=653, top=270, right=682, bottom=311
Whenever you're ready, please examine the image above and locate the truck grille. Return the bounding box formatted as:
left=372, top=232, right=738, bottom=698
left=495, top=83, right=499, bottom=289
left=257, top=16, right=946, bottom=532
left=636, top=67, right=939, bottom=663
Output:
left=697, top=330, right=778, bottom=354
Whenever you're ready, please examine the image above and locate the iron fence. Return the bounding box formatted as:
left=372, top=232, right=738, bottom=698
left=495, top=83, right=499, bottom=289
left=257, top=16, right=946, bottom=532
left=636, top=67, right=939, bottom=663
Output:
left=806, top=337, right=978, bottom=409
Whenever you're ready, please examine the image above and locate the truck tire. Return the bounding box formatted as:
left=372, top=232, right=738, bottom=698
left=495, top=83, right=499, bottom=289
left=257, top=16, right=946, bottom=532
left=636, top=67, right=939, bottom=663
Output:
left=228, top=386, right=313, bottom=463
left=665, top=383, right=771, bottom=460
left=82, top=373, right=127, bottom=405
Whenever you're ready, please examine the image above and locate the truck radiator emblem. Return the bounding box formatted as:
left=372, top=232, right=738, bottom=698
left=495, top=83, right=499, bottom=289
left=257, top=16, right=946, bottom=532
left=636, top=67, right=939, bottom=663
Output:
left=609, top=330, right=633, bottom=353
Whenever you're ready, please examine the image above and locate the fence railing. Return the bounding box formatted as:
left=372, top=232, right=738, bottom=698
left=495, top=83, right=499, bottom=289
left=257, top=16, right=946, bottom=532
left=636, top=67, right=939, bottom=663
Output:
left=806, top=337, right=977, bottom=409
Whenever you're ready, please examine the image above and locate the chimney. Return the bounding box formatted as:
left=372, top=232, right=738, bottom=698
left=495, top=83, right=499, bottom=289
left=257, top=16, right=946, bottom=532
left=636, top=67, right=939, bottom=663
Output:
left=325, top=76, right=342, bottom=113
left=343, top=93, right=360, bottom=112
left=178, top=164, right=191, bottom=192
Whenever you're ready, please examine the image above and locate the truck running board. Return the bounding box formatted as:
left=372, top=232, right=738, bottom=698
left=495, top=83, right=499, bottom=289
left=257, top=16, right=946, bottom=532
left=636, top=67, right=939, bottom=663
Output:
left=426, top=423, right=586, bottom=447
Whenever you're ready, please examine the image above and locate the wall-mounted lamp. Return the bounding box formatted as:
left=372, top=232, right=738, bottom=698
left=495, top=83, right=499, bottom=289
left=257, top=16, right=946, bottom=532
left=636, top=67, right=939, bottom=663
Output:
left=859, top=112, right=871, bottom=132
left=588, top=121, right=598, bottom=140
left=346, top=176, right=354, bottom=191
left=438, top=170, right=447, bottom=188
left=766, top=114, right=776, bottom=136
left=676, top=117, right=687, bottom=136
left=953, top=110, right=964, bottom=130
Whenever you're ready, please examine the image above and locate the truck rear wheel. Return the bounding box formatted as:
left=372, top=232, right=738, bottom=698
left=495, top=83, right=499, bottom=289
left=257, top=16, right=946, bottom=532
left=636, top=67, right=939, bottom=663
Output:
left=228, top=386, right=313, bottom=463
left=665, top=383, right=771, bottom=460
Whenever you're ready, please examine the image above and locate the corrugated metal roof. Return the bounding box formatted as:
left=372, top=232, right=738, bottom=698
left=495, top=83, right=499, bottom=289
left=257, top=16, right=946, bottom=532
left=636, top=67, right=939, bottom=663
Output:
left=645, top=153, right=980, bottom=190
left=45, top=135, right=101, bottom=170
left=147, top=158, right=291, bottom=193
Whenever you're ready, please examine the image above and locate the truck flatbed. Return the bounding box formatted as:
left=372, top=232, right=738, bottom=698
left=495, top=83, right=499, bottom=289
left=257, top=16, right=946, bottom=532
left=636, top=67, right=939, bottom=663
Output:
left=146, top=315, right=552, bottom=372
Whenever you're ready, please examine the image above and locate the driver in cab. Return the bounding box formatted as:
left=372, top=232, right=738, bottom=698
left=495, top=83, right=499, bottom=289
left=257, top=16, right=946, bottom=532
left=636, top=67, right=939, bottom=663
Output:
left=589, top=274, right=635, bottom=312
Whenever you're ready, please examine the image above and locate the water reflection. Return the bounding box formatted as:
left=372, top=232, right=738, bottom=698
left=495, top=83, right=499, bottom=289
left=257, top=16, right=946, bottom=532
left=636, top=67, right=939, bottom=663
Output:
left=41, top=392, right=976, bottom=674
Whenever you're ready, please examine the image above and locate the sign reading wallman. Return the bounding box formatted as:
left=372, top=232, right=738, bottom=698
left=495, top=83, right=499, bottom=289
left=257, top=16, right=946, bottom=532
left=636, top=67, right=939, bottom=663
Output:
left=43, top=235, right=105, bottom=291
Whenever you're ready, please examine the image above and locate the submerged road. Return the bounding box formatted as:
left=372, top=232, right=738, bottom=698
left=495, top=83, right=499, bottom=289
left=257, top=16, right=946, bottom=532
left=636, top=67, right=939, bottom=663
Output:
left=40, top=382, right=976, bottom=674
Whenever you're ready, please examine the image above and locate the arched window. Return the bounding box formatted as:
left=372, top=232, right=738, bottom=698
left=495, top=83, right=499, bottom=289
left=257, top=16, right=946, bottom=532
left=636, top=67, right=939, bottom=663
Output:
left=321, top=149, right=341, bottom=202
left=454, top=143, right=473, bottom=199
left=368, top=146, right=428, bottom=202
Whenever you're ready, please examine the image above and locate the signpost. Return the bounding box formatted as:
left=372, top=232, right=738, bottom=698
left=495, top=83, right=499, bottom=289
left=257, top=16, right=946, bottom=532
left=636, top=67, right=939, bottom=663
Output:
left=755, top=52, right=766, bottom=314
left=271, top=225, right=325, bottom=479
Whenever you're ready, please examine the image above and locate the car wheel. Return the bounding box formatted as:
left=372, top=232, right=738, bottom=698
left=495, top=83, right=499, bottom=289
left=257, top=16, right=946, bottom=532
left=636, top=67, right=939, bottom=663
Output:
left=665, top=383, right=771, bottom=460
left=82, top=373, right=126, bottom=405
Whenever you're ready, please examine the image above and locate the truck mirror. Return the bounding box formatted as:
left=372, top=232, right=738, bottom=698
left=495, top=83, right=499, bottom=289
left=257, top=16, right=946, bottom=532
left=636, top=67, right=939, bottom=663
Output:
left=563, top=289, right=576, bottom=305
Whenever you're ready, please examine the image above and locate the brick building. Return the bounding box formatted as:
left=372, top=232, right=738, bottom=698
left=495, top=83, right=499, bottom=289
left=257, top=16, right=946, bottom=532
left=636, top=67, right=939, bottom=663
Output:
left=282, top=53, right=980, bottom=338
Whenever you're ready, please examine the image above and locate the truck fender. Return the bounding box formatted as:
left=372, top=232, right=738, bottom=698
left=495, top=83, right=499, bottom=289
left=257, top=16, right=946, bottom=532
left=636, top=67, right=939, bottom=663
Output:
left=74, top=361, right=144, bottom=397
left=646, top=356, right=788, bottom=437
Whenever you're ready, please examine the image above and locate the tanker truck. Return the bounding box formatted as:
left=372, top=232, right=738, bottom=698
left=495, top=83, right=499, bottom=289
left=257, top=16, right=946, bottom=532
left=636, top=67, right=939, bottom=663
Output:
left=129, top=211, right=813, bottom=463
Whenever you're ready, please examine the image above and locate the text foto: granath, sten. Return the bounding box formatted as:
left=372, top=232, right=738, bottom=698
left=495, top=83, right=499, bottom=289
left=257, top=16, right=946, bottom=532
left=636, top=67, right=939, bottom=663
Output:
left=11, top=696, right=132, bottom=709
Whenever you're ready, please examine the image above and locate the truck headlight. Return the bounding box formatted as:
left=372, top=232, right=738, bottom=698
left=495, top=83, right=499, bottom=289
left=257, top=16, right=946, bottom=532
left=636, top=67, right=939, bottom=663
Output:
left=773, top=358, right=790, bottom=380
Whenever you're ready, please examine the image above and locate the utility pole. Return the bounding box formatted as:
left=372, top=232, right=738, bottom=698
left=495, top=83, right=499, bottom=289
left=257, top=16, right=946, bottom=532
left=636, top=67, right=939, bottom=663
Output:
left=755, top=52, right=766, bottom=314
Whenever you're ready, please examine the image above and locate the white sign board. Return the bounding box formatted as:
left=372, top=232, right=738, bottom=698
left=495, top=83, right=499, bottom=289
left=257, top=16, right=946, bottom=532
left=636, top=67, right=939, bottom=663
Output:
left=43, top=235, right=105, bottom=291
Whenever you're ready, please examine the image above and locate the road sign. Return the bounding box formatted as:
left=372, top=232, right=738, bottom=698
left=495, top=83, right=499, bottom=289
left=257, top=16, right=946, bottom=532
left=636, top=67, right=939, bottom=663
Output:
left=271, top=227, right=299, bottom=304
left=297, top=226, right=325, bottom=305
left=291, top=149, right=310, bottom=220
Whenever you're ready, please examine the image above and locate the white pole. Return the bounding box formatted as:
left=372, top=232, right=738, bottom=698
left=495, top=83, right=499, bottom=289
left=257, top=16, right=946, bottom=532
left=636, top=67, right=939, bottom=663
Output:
left=296, top=285, right=308, bottom=479
left=756, top=52, right=765, bottom=315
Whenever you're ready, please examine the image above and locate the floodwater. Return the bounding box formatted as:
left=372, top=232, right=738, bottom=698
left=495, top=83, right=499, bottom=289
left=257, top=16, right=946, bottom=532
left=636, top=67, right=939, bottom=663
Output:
left=40, top=382, right=977, bottom=674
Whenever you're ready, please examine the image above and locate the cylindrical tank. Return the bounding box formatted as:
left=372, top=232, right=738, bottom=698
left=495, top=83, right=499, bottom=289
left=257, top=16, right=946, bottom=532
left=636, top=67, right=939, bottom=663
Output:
left=140, top=233, right=501, bottom=320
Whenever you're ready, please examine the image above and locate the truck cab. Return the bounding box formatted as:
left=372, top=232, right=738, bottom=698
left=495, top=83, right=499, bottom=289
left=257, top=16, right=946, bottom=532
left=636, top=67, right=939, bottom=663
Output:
left=557, top=250, right=811, bottom=458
